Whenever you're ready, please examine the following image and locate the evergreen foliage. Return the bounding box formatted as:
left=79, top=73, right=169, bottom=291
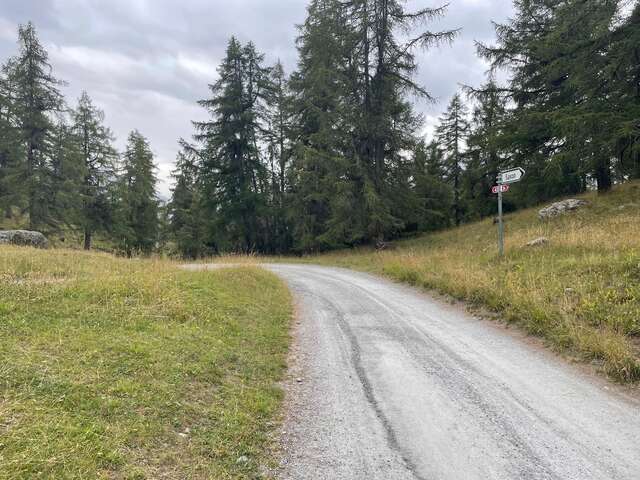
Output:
left=1, top=2, right=639, bottom=257
left=436, top=93, right=470, bottom=225
left=70, top=92, right=118, bottom=249
left=168, top=145, right=206, bottom=258
left=4, top=22, right=65, bottom=229
left=117, top=131, right=158, bottom=255
left=194, top=38, right=272, bottom=253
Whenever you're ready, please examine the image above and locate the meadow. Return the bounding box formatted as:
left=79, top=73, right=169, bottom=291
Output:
left=305, top=182, right=640, bottom=382
left=0, top=248, right=291, bottom=479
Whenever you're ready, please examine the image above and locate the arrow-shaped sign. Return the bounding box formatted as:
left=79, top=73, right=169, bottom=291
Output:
left=498, top=167, right=525, bottom=185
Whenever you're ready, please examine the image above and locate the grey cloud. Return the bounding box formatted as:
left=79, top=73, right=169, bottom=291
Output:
left=0, top=0, right=513, bottom=197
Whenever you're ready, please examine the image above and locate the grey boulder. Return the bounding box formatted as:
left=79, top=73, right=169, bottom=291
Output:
left=539, top=199, right=588, bottom=219
left=526, top=237, right=549, bottom=247
left=0, top=230, right=49, bottom=249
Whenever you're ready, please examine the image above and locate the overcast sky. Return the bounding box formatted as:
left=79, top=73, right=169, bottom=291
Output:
left=0, top=0, right=515, bottom=198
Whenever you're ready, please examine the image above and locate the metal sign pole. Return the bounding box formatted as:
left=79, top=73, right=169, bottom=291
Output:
left=498, top=187, right=504, bottom=257
left=494, top=167, right=524, bottom=258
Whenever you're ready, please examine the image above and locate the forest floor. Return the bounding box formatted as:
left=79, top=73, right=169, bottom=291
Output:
left=297, top=181, right=640, bottom=383
left=0, top=248, right=291, bottom=479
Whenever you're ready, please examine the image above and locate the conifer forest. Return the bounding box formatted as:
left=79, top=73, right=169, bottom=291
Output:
left=1, top=1, right=638, bottom=256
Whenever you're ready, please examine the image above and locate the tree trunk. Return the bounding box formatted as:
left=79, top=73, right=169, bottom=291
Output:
left=84, top=229, right=92, bottom=250
left=595, top=157, right=612, bottom=192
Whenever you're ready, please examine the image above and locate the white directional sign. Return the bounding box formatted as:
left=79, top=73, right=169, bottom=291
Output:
left=498, top=167, right=525, bottom=185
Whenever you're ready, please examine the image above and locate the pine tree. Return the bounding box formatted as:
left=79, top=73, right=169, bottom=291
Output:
left=288, top=0, right=456, bottom=249
left=117, top=131, right=158, bottom=255
left=169, top=145, right=206, bottom=258
left=478, top=0, right=620, bottom=196
left=0, top=59, right=23, bottom=218
left=50, top=117, right=83, bottom=231
left=287, top=0, right=352, bottom=251
left=70, top=92, right=118, bottom=249
left=6, top=22, right=65, bottom=229
left=194, top=38, right=271, bottom=253
left=550, top=0, right=619, bottom=192
left=411, top=140, right=453, bottom=231
left=436, top=93, right=470, bottom=225
left=607, top=3, right=640, bottom=180
left=343, top=0, right=457, bottom=243
left=464, top=78, right=508, bottom=218
left=264, top=60, right=293, bottom=252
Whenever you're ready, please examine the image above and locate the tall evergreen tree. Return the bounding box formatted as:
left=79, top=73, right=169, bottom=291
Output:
left=436, top=93, right=470, bottom=225
left=288, top=0, right=457, bottom=249
left=607, top=3, right=640, bottom=180
left=344, top=0, right=458, bottom=242
left=411, top=140, right=453, bottom=231
left=70, top=92, right=118, bottom=250
left=0, top=59, right=23, bottom=218
left=194, top=38, right=271, bottom=253
left=50, top=117, right=83, bottom=230
left=117, top=131, right=158, bottom=255
left=5, top=22, right=65, bottom=229
left=478, top=0, right=620, bottom=197
left=169, top=145, right=206, bottom=258
left=264, top=60, right=293, bottom=252
left=288, top=0, right=352, bottom=251
left=464, top=78, right=508, bottom=218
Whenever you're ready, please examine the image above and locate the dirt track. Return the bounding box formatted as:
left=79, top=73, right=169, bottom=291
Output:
left=265, top=264, right=640, bottom=480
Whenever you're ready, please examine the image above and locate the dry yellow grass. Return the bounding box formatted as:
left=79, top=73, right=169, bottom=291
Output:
left=303, top=182, right=640, bottom=382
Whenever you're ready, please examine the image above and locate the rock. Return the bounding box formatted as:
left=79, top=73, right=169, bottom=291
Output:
left=236, top=455, right=249, bottom=465
left=538, top=199, right=588, bottom=219
left=0, top=230, right=49, bottom=249
left=375, top=240, right=396, bottom=251
left=617, top=203, right=638, bottom=211
left=526, top=237, right=549, bottom=247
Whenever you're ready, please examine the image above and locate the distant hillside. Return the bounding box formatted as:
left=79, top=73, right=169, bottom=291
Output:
left=308, top=182, right=640, bottom=382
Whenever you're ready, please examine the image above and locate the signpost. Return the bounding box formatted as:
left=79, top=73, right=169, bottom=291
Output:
left=494, top=168, right=525, bottom=257
left=497, top=167, right=525, bottom=185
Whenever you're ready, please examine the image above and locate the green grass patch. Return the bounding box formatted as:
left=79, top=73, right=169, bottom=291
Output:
left=0, top=248, right=291, bottom=479
left=299, top=182, right=640, bottom=382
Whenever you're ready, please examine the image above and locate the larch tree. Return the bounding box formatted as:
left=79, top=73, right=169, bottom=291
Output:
left=169, top=144, right=206, bottom=258
left=287, top=0, right=353, bottom=251
left=50, top=117, right=83, bottom=230
left=194, top=38, right=271, bottom=253
left=411, top=139, right=453, bottom=231
left=6, top=22, right=65, bottom=229
left=345, top=0, right=458, bottom=242
left=264, top=60, right=294, bottom=252
left=0, top=58, right=23, bottom=218
left=607, top=2, right=640, bottom=180
left=70, top=92, right=118, bottom=250
left=464, top=78, right=508, bottom=218
left=478, top=0, right=621, bottom=197
left=436, top=93, right=470, bottom=225
left=117, top=130, right=158, bottom=255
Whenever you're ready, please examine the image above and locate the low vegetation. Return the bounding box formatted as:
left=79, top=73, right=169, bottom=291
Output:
left=0, top=248, right=291, bottom=479
left=304, top=183, right=640, bottom=383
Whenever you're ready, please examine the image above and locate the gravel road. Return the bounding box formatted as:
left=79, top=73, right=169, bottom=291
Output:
left=263, top=264, right=640, bottom=480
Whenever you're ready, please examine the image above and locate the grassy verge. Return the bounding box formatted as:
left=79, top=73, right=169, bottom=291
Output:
left=0, top=248, right=291, bottom=479
left=303, top=182, right=640, bottom=382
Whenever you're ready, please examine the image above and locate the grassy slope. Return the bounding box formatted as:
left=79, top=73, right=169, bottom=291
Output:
left=0, top=248, right=291, bottom=479
left=305, top=182, right=640, bottom=382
